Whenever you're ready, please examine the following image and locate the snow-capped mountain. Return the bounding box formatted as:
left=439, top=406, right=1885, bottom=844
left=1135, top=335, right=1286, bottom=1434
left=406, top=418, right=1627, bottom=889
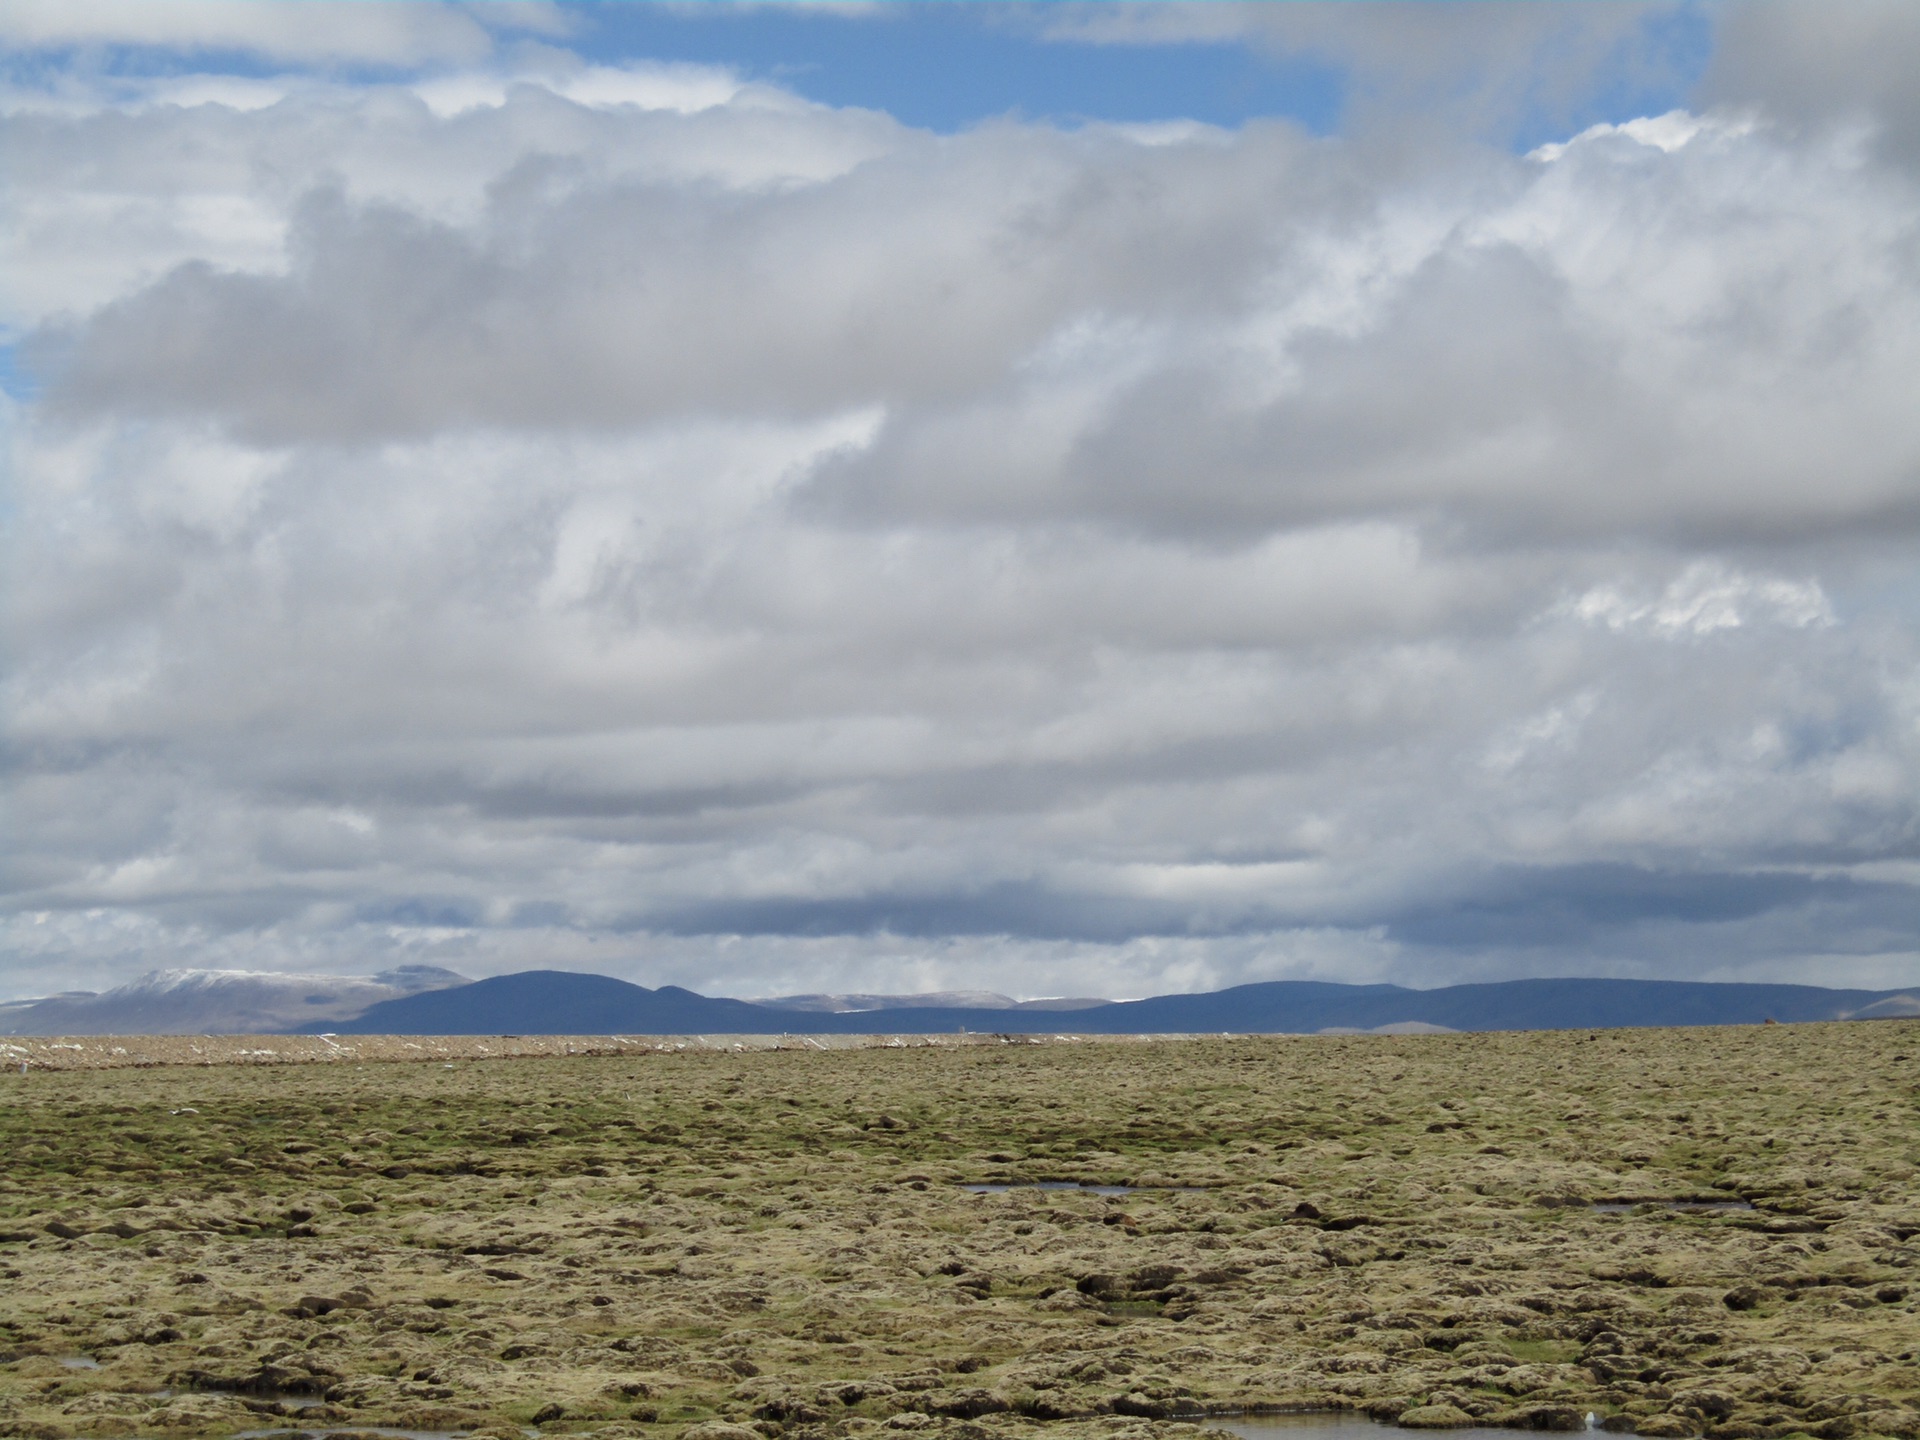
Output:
left=0, top=965, right=468, bottom=1036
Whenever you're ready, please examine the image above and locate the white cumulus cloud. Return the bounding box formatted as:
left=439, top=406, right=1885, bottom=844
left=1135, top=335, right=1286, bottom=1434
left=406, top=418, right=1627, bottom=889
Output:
left=3, top=6, right=1919, bottom=1001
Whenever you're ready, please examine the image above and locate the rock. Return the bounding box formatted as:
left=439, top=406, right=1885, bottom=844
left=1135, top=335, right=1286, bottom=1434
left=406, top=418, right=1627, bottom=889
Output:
left=831, top=1381, right=896, bottom=1405
left=1631, top=1417, right=1698, bottom=1437
left=929, top=1389, right=1009, bottom=1419
left=681, top=1424, right=762, bottom=1440
left=60, top=1395, right=148, bottom=1418
left=1036, top=1290, right=1096, bottom=1312
left=1495, top=1403, right=1589, bottom=1431
left=1671, top=1392, right=1737, bottom=1420
left=1398, top=1405, right=1477, bottom=1428
left=140, top=1395, right=256, bottom=1428
left=1014, top=1393, right=1093, bottom=1421
left=285, top=1295, right=348, bottom=1318
left=70, top=1417, right=141, bottom=1437
left=759, top=1400, right=830, bottom=1425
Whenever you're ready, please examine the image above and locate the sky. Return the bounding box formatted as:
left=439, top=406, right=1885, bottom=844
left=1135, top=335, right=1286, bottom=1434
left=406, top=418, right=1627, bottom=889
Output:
left=3, top=1, right=1919, bottom=1003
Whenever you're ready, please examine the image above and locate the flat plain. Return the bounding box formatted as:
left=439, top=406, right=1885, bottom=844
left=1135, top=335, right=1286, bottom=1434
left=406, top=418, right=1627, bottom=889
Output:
left=1, top=1023, right=1916, bottom=1440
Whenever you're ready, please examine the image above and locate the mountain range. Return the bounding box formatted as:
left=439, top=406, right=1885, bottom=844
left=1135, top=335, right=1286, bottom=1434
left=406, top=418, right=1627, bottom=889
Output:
left=5, top=966, right=1915, bottom=1037
left=0, top=965, right=468, bottom=1036
left=317, top=969, right=1920, bottom=1037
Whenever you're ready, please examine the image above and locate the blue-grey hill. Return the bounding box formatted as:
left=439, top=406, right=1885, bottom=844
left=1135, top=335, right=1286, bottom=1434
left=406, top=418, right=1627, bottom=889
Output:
left=311, top=970, right=1919, bottom=1036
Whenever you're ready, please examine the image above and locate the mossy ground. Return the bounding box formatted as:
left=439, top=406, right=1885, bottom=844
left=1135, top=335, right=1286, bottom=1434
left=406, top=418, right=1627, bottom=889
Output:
left=1, top=1023, right=1916, bottom=1440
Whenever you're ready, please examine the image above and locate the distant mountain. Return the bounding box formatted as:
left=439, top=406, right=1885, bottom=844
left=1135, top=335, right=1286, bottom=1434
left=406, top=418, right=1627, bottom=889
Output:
left=322, top=971, right=777, bottom=1036
left=0, top=965, right=468, bottom=1036
left=758, top=991, right=1111, bottom=1013
left=316, top=970, right=1920, bottom=1037
left=0, top=992, right=93, bottom=1030
left=15, top=966, right=1913, bottom=1038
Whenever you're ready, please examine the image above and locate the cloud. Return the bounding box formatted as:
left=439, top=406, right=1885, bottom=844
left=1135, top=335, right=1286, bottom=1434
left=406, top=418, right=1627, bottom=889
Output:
left=37, top=119, right=1298, bottom=442
left=0, top=0, right=535, bottom=67
left=33, top=101, right=1920, bottom=549
left=3, top=13, right=1919, bottom=1001
left=1035, top=1, right=1701, bottom=141
left=1526, top=109, right=1754, bottom=163
left=1564, top=562, right=1834, bottom=637
left=1701, top=0, right=1920, bottom=168
left=0, top=77, right=898, bottom=336
left=1380, top=863, right=1913, bottom=950
left=413, top=60, right=750, bottom=118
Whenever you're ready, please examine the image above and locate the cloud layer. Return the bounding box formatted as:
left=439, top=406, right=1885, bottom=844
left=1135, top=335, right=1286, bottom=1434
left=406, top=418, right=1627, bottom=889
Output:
left=4, top=5, right=1919, bottom=1000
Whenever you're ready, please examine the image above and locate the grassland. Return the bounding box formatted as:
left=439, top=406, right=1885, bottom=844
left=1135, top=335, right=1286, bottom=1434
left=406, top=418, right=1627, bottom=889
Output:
left=1, top=1023, right=1916, bottom=1440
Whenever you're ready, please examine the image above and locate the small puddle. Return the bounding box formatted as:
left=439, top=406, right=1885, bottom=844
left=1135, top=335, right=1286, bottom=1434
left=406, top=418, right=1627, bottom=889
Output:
left=1590, top=1198, right=1754, bottom=1214
left=187, top=1385, right=332, bottom=1410
left=258, top=1393, right=331, bottom=1411
left=1214, top=1413, right=1601, bottom=1440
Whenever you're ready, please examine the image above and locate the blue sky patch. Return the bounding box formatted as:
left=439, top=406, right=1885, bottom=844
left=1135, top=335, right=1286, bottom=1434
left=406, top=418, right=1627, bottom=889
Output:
left=560, top=3, right=1348, bottom=133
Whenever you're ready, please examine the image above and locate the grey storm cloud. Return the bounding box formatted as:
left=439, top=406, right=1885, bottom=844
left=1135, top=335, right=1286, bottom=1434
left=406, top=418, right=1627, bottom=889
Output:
left=38, top=121, right=1325, bottom=440
left=3, top=4, right=1920, bottom=1002
left=1702, top=0, right=1920, bottom=170
left=38, top=106, right=1920, bottom=545
left=635, top=865, right=1917, bottom=956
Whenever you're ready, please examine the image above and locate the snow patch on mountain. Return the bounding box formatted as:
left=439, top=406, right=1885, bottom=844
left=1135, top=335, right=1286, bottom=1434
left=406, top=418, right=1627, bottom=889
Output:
left=0, top=965, right=468, bottom=1036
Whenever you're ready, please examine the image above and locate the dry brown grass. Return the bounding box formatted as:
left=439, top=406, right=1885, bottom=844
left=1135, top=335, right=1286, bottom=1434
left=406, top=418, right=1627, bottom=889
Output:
left=1, top=1023, right=1915, bottom=1440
